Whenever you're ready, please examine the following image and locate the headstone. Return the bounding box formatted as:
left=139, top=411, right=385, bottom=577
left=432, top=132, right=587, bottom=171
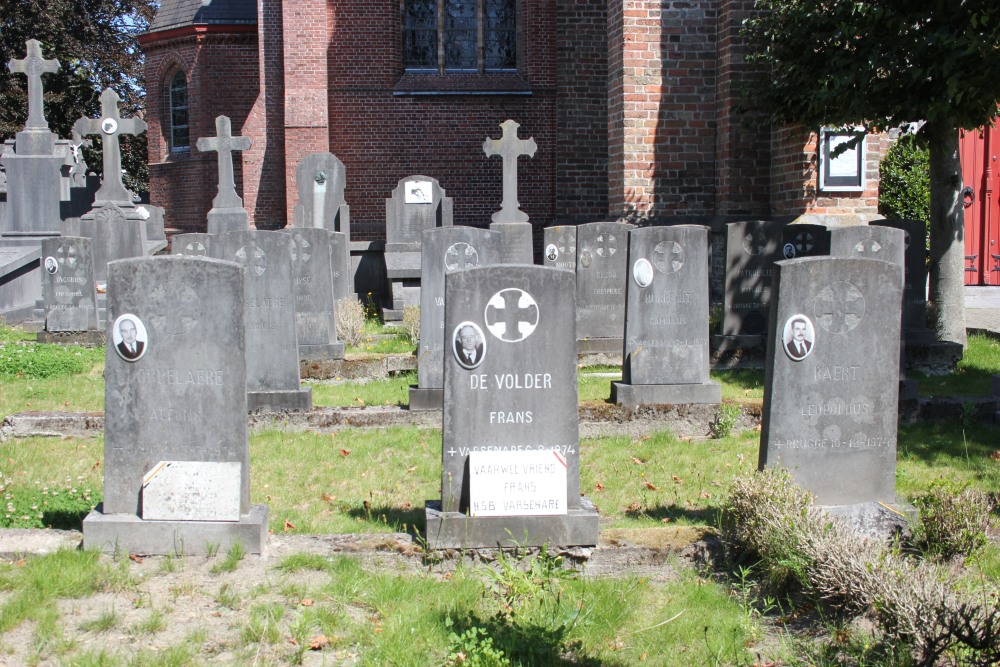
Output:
left=718, top=220, right=784, bottom=345
left=293, top=152, right=352, bottom=295
left=612, top=225, right=720, bottom=405
left=172, top=232, right=212, bottom=258
left=543, top=225, right=577, bottom=270
left=73, top=88, right=147, bottom=209
left=830, top=224, right=914, bottom=400
left=484, top=120, right=536, bottom=263
left=286, top=227, right=344, bottom=360
left=212, top=230, right=312, bottom=411
left=82, top=255, right=268, bottom=555
left=197, top=116, right=251, bottom=234
left=409, top=226, right=502, bottom=410
left=759, top=256, right=903, bottom=506
left=79, top=201, right=148, bottom=284
left=137, top=204, right=166, bottom=243
left=871, top=219, right=933, bottom=342
left=575, top=221, right=634, bottom=353
left=781, top=223, right=830, bottom=259
left=40, top=236, right=98, bottom=332
left=329, top=231, right=350, bottom=303
left=425, top=264, right=599, bottom=549
left=383, top=175, right=454, bottom=321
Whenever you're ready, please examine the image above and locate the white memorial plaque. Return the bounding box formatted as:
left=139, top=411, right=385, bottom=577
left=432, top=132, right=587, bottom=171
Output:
left=404, top=180, right=433, bottom=204
left=141, top=461, right=242, bottom=522
left=469, top=450, right=567, bottom=517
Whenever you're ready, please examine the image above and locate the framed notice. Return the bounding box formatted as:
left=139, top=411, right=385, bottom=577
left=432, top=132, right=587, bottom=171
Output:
left=469, top=449, right=567, bottom=517
left=819, top=128, right=866, bottom=193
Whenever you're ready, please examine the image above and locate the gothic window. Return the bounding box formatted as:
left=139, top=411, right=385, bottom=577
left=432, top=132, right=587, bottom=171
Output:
left=403, top=0, right=517, bottom=73
left=168, top=70, right=189, bottom=152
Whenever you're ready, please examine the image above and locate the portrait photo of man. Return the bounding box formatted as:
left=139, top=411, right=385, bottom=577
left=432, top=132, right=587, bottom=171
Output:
left=44, top=256, right=58, bottom=274
left=113, top=314, right=147, bottom=362
left=453, top=322, right=486, bottom=370
left=782, top=315, right=814, bottom=361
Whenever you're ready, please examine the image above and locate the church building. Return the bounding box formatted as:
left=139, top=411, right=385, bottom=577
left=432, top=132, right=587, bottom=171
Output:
left=139, top=1, right=886, bottom=240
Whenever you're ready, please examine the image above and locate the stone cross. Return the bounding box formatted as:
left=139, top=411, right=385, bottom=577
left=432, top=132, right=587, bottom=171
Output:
left=74, top=88, right=147, bottom=204
left=486, top=289, right=538, bottom=341
left=8, top=39, right=59, bottom=131
left=483, top=120, right=536, bottom=223
left=197, top=116, right=252, bottom=209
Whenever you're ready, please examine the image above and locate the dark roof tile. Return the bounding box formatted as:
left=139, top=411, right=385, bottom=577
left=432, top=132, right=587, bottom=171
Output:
left=148, top=0, right=257, bottom=33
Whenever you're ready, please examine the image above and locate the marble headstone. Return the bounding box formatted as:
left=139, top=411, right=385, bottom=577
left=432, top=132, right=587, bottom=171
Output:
left=40, top=236, right=98, bottom=332
left=287, top=227, right=344, bottom=360
left=409, top=226, right=502, bottom=410
left=484, top=120, right=536, bottom=264
left=293, top=153, right=351, bottom=295
left=383, top=175, right=454, bottom=321
left=82, top=255, right=268, bottom=555
left=213, top=230, right=312, bottom=411
left=612, top=225, right=720, bottom=405
left=425, top=265, right=599, bottom=549
left=720, top=220, right=784, bottom=342
left=575, top=221, right=634, bottom=353
left=759, top=256, right=903, bottom=506
left=781, top=223, right=830, bottom=259
left=197, top=116, right=251, bottom=234
left=80, top=201, right=148, bottom=283
left=542, top=225, right=577, bottom=271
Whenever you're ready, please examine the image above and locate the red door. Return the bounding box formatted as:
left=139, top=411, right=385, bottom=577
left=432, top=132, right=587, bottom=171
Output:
left=960, top=125, right=1000, bottom=285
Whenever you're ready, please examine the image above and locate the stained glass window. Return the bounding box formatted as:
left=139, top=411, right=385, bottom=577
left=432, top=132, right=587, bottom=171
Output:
left=403, top=0, right=516, bottom=73
left=169, top=70, right=189, bottom=151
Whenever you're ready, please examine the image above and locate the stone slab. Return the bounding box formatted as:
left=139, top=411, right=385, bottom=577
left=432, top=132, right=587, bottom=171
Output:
left=83, top=504, right=268, bottom=555
left=576, top=337, right=623, bottom=355
left=206, top=208, right=249, bottom=235
left=36, top=330, right=105, bottom=346
left=408, top=386, right=443, bottom=411
left=41, top=236, right=98, bottom=332
left=610, top=381, right=721, bottom=406
left=142, top=461, right=242, bottom=522
left=248, top=387, right=313, bottom=412
left=424, top=498, right=599, bottom=549
left=722, top=220, right=784, bottom=337
left=576, top=221, right=634, bottom=340
left=542, top=225, right=577, bottom=271
left=298, top=342, right=345, bottom=361
left=385, top=251, right=422, bottom=279
left=385, top=174, right=453, bottom=246
left=489, top=222, right=533, bottom=264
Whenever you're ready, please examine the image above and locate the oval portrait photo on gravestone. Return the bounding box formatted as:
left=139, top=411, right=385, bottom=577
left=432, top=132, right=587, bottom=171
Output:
left=632, top=257, right=654, bottom=288
left=782, top=313, right=815, bottom=362
left=545, top=243, right=558, bottom=262
left=44, top=256, right=58, bottom=274
left=112, top=313, right=148, bottom=362
left=453, top=321, right=486, bottom=370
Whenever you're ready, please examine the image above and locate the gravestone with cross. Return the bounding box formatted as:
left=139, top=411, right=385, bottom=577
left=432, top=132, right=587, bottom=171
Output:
left=542, top=225, right=577, bottom=271
left=293, top=152, right=353, bottom=297
left=74, top=88, right=147, bottom=209
left=484, top=120, right=536, bottom=263
left=612, top=225, right=720, bottom=405
left=212, top=230, right=312, bottom=411
left=759, top=255, right=903, bottom=508
left=781, top=223, right=830, bottom=260
left=409, top=226, right=501, bottom=410
left=197, top=116, right=252, bottom=234
left=718, top=220, right=785, bottom=346
left=425, top=264, right=599, bottom=549
left=82, top=255, right=268, bottom=555
left=172, top=233, right=212, bottom=259
left=575, top=221, right=635, bottom=353
left=40, top=236, right=98, bottom=332
left=286, top=227, right=344, bottom=361
left=9, top=38, right=59, bottom=155
left=383, top=175, right=454, bottom=322
left=870, top=219, right=933, bottom=343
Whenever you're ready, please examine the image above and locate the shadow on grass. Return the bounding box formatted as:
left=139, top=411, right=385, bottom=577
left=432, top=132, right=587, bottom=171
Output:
left=344, top=503, right=426, bottom=534
left=711, top=368, right=764, bottom=392
left=41, top=508, right=92, bottom=530
left=625, top=502, right=721, bottom=525
left=898, top=419, right=999, bottom=469
left=444, top=613, right=623, bottom=667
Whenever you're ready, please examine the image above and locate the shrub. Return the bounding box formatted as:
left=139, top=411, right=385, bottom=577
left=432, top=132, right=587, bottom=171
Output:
left=0, top=342, right=102, bottom=380
left=402, top=305, right=420, bottom=345
left=710, top=403, right=741, bottom=439
left=879, top=132, right=930, bottom=233
left=913, top=481, right=995, bottom=562
left=336, top=297, right=366, bottom=347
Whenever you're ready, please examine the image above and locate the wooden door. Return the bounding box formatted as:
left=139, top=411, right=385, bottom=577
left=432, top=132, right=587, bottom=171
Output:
left=960, top=125, right=1000, bottom=285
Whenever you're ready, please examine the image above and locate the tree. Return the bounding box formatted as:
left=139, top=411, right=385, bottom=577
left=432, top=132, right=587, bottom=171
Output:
left=742, top=1, right=1000, bottom=346
left=0, top=0, right=156, bottom=193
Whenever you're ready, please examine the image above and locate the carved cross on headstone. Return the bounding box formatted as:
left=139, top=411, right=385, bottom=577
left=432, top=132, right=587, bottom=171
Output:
left=483, top=120, right=536, bottom=223
left=485, top=289, right=539, bottom=342
left=197, top=115, right=252, bottom=210
left=8, top=39, right=59, bottom=131
left=73, top=88, right=146, bottom=205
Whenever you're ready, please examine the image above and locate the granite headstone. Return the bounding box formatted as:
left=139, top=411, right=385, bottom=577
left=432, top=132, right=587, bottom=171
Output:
left=781, top=223, right=830, bottom=259
left=287, top=227, right=344, bottom=360
left=719, top=220, right=784, bottom=342
left=542, top=225, right=577, bottom=270
left=484, top=120, right=536, bottom=264
left=172, top=233, right=212, bottom=258
left=871, top=219, right=932, bottom=341
left=293, top=152, right=352, bottom=295
left=197, top=116, right=252, bottom=234
left=40, top=236, right=98, bottom=332
left=575, top=221, right=634, bottom=353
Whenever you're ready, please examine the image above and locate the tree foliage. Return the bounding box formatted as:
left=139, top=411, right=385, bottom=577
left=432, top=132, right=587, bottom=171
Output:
left=0, top=0, right=156, bottom=192
left=742, top=1, right=1000, bottom=345
left=879, top=132, right=931, bottom=227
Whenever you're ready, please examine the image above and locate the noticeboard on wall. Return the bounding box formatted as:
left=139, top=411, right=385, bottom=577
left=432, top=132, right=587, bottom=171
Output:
left=819, top=128, right=866, bottom=193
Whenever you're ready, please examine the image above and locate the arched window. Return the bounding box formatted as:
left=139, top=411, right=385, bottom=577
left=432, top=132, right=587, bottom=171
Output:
left=168, top=70, right=189, bottom=152
left=403, top=0, right=516, bottom=73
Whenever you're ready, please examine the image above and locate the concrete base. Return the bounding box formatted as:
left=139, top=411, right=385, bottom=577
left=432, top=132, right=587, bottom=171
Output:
left=248, top=387, right=313, bottom=412
left=424, top=498, right=599, bottom=549
left=821, top=500, right=917, bottom=543
left=82, top=503, right=268, bottom=555
left=611, top=381, right=721, bottom=406
left=299, top=342, right=345, bottom=361
left=206, top=209, right=250, bottom=235
left=576, top=337, right=623, bottom=355
left=408, top=386, right=443, bottom=411
left=382, top=308, right=403, bottom=322
left=711, top=334, right=764, bottom=351
left=37, top=330, right=106, bottom=347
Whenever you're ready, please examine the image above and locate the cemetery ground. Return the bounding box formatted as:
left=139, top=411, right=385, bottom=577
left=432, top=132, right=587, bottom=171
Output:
left=0, top=324, right=999, bottom=665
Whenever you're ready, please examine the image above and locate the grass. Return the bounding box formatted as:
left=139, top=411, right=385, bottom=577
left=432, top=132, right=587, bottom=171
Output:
left=912, top=332, right=1000, bottom=396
